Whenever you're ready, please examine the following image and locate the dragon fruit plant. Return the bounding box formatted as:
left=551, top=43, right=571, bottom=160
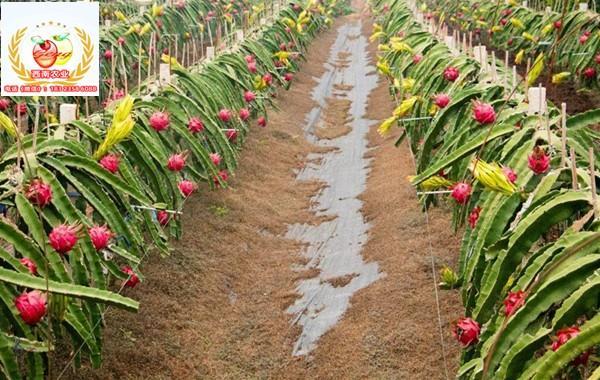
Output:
left=372, top=1, right=600, bottom=378
left=0, top=0, right=340, bottom=377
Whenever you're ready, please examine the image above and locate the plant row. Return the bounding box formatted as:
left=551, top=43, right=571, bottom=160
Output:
left=416, top=0, right=600, bottom=92
left=370, top=0, right=599, bottom=378
left=0, top=0, right=338, bottom=378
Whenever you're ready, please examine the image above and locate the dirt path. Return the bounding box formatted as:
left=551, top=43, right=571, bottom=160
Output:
left=70, top=6, right=462, bottom=380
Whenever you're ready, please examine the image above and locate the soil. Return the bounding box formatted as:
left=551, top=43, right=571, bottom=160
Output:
left=483, top=38, right=600, bottom=114
left=61, top=5, right=463, bottom=379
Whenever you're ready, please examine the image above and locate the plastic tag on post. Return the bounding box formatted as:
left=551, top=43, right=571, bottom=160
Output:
left=206, top=46, right=215, bottom=59
left=104, top=19, right=112, bottom=27
left=527, top=87, right=547, bottom=115
left=236, top=30, right=244, bottom=43
left=159, top=63, right=171, bottom=85
left=59, top=104, right=78, bottom=124
left=260, top=18, right=267, bottom=26
left=579, top=3, right=588, bottom=10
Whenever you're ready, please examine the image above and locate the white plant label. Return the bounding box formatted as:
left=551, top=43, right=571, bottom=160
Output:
left=159, top=63, right=171, bottom=85
left=1, top=2, right=100, bottom=96
left=206, top=46, right=215, bottom=59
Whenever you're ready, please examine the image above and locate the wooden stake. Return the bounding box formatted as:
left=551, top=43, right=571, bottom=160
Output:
left=561, top=103, right=567, bottom=166
left=589, top=147, right=597, bottom=218
left=570, top=147, right=578, bottom=190
left=119, top=44, right=128, bottom=94
left=525, top=58, right=531, bottom=96
left=137, top=41, right=142, bottom=88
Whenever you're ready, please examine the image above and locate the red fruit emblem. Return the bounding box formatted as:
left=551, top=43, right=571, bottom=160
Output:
left=32, top=38, right=58, bottom=68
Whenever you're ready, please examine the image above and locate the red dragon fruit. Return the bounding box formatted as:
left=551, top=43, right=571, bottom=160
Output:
left=502, top=166, right=517, bottom=183
left=247, top=61, right=257, bottom=73
left=468, top=206, right=481, bottom=229
left=244, top=55, right=255, bottom=64
left=583, top=67, right=596, bottom=79
left=257, top=116, right=267, bottom=127
left=284, top=73, right=294, bottom=82
left=15, top=291, right=47, bottom=325
left=413, top=54, right=423, bottom=64
left=472, top=101, right=496, bottom=124
left=443, top=67, right=460, bottom=82
left=99, top=154, right=120, bottom=174
left=503, top=290, right=525, bottom=316
left=239, top=108, right=251, bottom=121
left=209, top=152, right=221, bottom=166
left=178, top=180, right=197, bottom=197
left=0, top=98, right=10, bottom=111
left=528, top=146, right=550, bottom=174
left=579, top=34, right=589, bottom=44
left=453, top=317, right=480, bottom=347
left=122, top=266, right=140, bottom=288
left=188, top=117, right=204, bottom=133
left=433, top=93, right=450, bottom=109
left=244, top=90, right=256, bottom=103
left=551, top=326, right=590, bottom=366
left=263, top=73, right=273, bottom=86
left=451, top=182, right=472, bottom=205
left=167, top=153, right=187, bottom=172
left=149, top=111, right=170, bottom=132
left=226, top=129, right=238, bottom=142
left=25, top=179, right=53, bottom=208
left=16, top=103, right=27, bottom=116
left=218, top=109, right=232, bottom=123
left=104, top=49, right=113, bottom=60
left=213, top=170, right=229, bottom=187
left=19, top=258, right=37, bottom=275
left=157, top=210, right=170, bottom=226
left=117, top=36, right=126, bottom=46
left=88, top=225, right=113, bottom=251
left=49, top=224, right=79, bottom=254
